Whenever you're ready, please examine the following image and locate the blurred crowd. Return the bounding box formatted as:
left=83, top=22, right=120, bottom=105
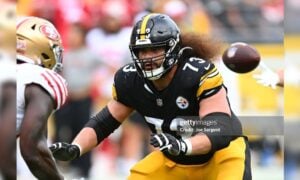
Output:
left=0, top=0, right=299, bottom=179
left=17, top=0, right=286, bottom=44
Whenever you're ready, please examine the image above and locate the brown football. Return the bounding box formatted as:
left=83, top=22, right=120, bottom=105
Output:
left=222, top=42, right=260, bottom=73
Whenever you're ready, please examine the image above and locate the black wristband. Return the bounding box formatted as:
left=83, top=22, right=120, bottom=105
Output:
left=84, top=106, right=121, bottom=144
left=202, top=112, right=234, bottom=152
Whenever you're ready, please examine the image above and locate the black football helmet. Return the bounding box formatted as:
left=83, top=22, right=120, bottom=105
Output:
left=129, top=13, right=181, bottom=80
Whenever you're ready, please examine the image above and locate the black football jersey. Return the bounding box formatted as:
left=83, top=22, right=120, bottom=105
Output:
left=112, top=56, right=240, bottom=164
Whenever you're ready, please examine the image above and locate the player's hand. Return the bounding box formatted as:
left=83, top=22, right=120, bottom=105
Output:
left=253, top=62, right=280, bottom=89
left=150, top=133, right=188, bottom=156
left=49, top=142, right=80, bottom=161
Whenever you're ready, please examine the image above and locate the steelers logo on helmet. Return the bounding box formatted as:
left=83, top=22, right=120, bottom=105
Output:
left=168, top=58, right=174, bottom=65
left=129, top=13, right=181, bottom=80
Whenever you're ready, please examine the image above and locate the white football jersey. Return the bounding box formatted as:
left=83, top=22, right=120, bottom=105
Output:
left=17, top=63, right=68, bottom=135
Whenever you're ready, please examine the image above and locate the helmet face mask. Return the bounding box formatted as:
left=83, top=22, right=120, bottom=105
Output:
left=129, top=13, right=181, bottom=80
left=16, top=16, right=63, bottom=72
left=52, top=44, right=63, bottom=72
left=134, top=49, right=166, bottom=80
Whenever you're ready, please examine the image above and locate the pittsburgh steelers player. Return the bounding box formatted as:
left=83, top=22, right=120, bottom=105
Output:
left=51, top=13, right=251, bottom=180
left=17, top=17, right=67, bottom=179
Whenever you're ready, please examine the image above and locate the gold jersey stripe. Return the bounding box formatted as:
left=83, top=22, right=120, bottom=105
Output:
left=199, top=69, right=219, bottom=86
left=197, top=73, right=223, bottom=97
left=140, top=14, right=152, bottom=40
left=200, top=67, right=217, bottom=82
left=112, top=84, right=117, bottom=100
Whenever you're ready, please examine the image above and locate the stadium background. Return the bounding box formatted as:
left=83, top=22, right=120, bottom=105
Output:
left=9, top=0, right=300, bottom=179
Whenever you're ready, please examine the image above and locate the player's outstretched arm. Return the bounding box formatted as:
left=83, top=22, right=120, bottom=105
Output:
left=50, top=99, right=133, bottom=160
left=193, top=87, right=233, bottom=154
left=20, top=84, right=63, bottom=180
left=253, top=62, right=283, bottom=89
left=193, top=87, right=232, bottom=154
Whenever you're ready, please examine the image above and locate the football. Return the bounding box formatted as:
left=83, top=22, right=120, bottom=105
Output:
left=222, top=42, right=260, bottom=73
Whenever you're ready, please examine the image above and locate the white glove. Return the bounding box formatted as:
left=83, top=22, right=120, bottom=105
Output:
left=253, top=62, right=280, bottom=89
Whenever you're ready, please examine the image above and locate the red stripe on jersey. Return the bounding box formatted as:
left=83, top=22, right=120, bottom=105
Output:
left=41, top=73, right=58, bottom=105
left=52, top=72, right=68, bottom=104
left=45, top=71, right=64, bottom=108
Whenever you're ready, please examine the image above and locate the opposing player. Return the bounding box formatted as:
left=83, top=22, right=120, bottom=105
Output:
left=51, top=13, right=251, bottom=179
left=253, top=63, right=284, bottom=89
left=17, top=16, right=67, bottom=179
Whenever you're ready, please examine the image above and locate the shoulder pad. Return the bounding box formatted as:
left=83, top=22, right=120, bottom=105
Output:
left=187, top=57, right=214, bottom=74
left=179, top=57, right=223, bottom=99
left=112, top=63, right=137, bottom=103
left=114, top=63, right=137, bottom=85
left=18, top=64, right=68, bottom=109
left=179, top=57, right=213, bottom=86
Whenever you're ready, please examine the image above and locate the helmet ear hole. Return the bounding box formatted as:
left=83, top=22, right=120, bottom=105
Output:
left=41, top=53, right=49, bottom=59
left=31, top=24, right=36, bottom=30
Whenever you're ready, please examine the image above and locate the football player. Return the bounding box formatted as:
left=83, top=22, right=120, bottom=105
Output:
left=50, top=13, right=251, bottom=180
left=17, top=16, right=67, bottom=179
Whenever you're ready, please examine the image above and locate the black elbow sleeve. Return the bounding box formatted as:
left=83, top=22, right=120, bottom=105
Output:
left=202, top=112, right=236, bottom=152
left=84, top=106, right=121, bottom=144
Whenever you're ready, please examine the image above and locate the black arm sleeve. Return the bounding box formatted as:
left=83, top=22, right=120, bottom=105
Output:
left=84, top=106, right=121, bottom=144
left=201, top=112, right=237, bottom=152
